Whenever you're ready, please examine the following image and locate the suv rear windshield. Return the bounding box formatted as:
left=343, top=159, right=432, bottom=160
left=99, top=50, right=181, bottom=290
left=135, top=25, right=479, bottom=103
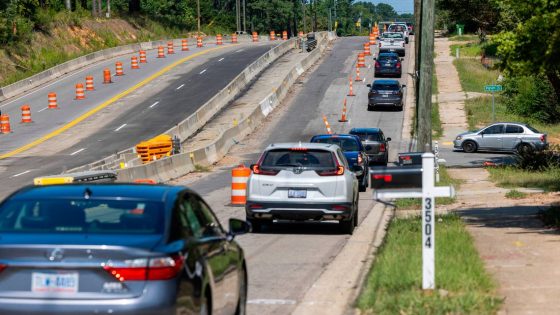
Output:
left=0, top=199, right=164, bottom=234
left=312, top=137, right=360, bottom=151
left=383, top=33, right=403, bottom=39
left=372, top=83, right=399, bottom=90
left=378, top=55, right=398, bottom=62
left=350, top=131, right=383, bottom=141
left=262, top=149, right=335, bottom=168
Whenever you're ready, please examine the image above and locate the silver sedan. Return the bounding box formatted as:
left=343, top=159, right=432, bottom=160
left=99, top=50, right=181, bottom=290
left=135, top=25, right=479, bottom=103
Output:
left=454, top=122, right=548, bottom=153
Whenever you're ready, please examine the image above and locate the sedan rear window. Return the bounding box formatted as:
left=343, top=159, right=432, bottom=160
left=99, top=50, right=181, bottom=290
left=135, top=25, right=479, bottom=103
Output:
left=372, top=83, right=399, bottom=90
left=351, top=132, right=383, bottom=141
left=378, top=56, right=398, bottom=62
left=0, top=199, right=164, bottom=234
left=312, top=138, right=360, bottom=151
left=526, top=125, right=540, bottom=133
left=262, top=149, right=335, bottom=168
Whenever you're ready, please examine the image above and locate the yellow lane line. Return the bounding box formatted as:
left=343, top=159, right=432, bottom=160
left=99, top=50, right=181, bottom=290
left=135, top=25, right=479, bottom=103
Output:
left=0, top=45, right=231, bottom=160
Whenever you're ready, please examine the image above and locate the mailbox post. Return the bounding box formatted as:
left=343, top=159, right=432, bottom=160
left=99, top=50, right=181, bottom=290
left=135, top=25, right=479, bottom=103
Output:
left=373, top=152, right=455, bottom=290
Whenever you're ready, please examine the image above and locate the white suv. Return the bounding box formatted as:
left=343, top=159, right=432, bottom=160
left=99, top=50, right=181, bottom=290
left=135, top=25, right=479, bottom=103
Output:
left=245, top=143, right=361, bottom=234
left=388, top=23, right=409, bottom=44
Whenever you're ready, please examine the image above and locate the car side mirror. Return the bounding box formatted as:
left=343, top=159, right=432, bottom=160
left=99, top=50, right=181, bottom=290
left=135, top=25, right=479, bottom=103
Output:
left=401, top=84, right=406, bottom=88
left=373, top=57, right=377, bottom=61
left=365, top=145, right=372, bottom=150
left=229, top=218, right=251, bottom=237
left=400, top=58, right=404, bottom=61
left=366, top=84, right=371, bottom=87
left=387, top=137, right=392, bottom=141
left=351, top=165, right=364, bottom=176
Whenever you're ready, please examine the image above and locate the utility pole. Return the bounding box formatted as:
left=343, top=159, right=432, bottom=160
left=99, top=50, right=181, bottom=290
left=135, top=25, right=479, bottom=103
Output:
left=302, top=0, right=307, bottom=34
left=197, top=0, right=201, bottom=35
left=242, top=0, right=247, bottom=33
left=417, top=0, right=435, bottom=152
left=65, top=0, right=71, bottom=10
left=236, top=0, right=241, bottom=33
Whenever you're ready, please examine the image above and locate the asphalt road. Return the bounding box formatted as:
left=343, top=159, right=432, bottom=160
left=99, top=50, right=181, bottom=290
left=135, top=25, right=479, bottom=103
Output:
left=0, top=44, right=274, bottom=198
left=176, top=36, right=412, bottom=314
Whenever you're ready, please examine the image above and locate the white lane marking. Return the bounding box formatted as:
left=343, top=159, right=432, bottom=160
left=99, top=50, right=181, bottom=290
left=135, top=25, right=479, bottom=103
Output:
left=70, top=148, right=86, bottom=156
left=247, top=299, right=296, bottom=305
left=199, top=69, right=207, bottom=74
left=218, top=57, right=224, bottom=62
left=114, top=124, right=127, bottom=132
left=236, top=49, right=244, bottom=52
left=149, top=101, right=160, bottom=108
left=176, top=84, right=185, bottom=90
left=38, top=107, right=48, bottom=113
left=11, top=170, right=31, bottom=178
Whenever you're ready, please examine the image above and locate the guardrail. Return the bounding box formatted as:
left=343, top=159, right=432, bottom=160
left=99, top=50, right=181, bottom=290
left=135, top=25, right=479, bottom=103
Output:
left=116, top=32, right=334, bottom=183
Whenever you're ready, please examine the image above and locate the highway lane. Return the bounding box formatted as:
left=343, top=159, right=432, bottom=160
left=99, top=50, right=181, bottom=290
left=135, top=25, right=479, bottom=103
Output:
left=0, top=44, right=274, bottom=198
left=173, top=36, right=412, bottom=314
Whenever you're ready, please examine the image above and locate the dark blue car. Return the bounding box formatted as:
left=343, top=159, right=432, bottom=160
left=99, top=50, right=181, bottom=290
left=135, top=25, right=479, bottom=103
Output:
left=310, top=134, right=369, bottom=192
left=0, top=184, right=249, bottom=315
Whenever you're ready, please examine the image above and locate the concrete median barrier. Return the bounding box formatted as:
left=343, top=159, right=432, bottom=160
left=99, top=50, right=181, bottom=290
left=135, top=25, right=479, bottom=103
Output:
left=116, top=32, right=334, bottom=183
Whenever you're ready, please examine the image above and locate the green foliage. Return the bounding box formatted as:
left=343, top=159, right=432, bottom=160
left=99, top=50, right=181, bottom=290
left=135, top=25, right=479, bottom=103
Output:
left=502, top=75, right=560, bottom=123
left=436, top=0, right=501, bottom=32
left=141, top=0, right=196, bottom=29
left=453, top=58, right=500, bottom=92
left=488, top=166, right=560, bottom=192
left=505, top=189, right=527, bottom=199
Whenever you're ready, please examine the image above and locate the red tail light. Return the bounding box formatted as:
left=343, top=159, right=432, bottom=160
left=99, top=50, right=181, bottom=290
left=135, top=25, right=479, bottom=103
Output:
left=290, top=147, right=308, bottom=151
left=540, top=135, right=546, bottom=142
left=332, top=205, right=351, bottom=211
left=103, top=256, right=183, bottom=281
left=379, top=143, right=386, bottom=152
left=0, top=264, right=6, bottom=273
left=375, top=61, right=381, bottom=68
left=251, top=164, right=279, bottom=176
left=372, top=174, right=393, bottom=182
left=396, top=62, right=401, bottom=69
left=401, top=155, right=411, bottom=161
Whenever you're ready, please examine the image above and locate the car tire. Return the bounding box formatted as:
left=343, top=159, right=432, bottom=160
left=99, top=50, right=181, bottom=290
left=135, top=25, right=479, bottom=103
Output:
left=340, top=214, right=355, bottom=235
left=200, top=290, right=211, bottom=315
left=359, top=177, right=367, bottom=192
left=235, top=266, right=248, bottom=315
left=405, top=38, right=409, bottom=44
left=367, top=105, right=373, bottom=111
left=517, top=143, right=533, bottom=154
left=353, top=198, right=359, bottom=227
left=462, top=140, right=477, bottom=153
left=247, top=218, right=268, bottom=233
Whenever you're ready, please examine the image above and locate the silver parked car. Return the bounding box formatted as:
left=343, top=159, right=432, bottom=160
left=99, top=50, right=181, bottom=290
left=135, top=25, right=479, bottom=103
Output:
left=245, top=143, right=362, bottom=234
left=454, top=122, right=548, bottom=153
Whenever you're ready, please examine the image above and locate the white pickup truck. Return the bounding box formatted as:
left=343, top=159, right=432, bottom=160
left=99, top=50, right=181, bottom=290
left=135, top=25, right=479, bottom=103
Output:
left=378, top=32, right=406, bottom=56
left=388, top=23, right=409, bottom=44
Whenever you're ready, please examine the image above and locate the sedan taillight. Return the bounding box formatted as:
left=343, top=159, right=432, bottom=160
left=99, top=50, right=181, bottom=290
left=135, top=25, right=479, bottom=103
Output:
left=396, top=62, right=401, bottom=69
left=0, top=264, right=6, bottom=273
left=375, top=61, right=381, bottom=68
left=103, top=256, right=183, bottom=281
left=540, top=135, right=546, bottom=142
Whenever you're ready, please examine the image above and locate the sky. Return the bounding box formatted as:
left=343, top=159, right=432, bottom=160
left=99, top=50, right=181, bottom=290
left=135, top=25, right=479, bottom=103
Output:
left=367, top=0, right=414, bottom=14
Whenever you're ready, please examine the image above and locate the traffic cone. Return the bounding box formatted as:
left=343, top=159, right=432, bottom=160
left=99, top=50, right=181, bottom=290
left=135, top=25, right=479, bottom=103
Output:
left=157, top=46, right=165, bottom=58
left=103, top=68, right=112, bottom=84
left=75, top=83, right=85, bottom=100
left=338, top=99, right=348, bottom=122
left=167, top=41, right=175, bottom=54
left=139, top=50, right=147, bottom=63
left=131, top=56, right=139, bottom=69
left=355, top=66, right=362, bottom=81
left=181, top=39, right=189, bottom=51
left=21, top=105, right=32, bottom=123
left=347, top=77, right=355, bottom=97
left=115, top=62, right=124, bottom=76
left=0, top=115, right=11, bottom=134
left=322, top=115, right=333, bottom=134
left=85, top=76, right=95, bottom=90
left=48, top=92, right=58, bottom=109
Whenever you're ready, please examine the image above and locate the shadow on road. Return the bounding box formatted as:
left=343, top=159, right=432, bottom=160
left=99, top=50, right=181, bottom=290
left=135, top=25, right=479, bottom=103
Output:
left=252, top=220, right=348, bottom=236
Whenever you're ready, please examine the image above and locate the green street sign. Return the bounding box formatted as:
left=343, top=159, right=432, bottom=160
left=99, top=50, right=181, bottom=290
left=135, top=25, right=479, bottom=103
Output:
left=484, top=85, right=503, bottom=92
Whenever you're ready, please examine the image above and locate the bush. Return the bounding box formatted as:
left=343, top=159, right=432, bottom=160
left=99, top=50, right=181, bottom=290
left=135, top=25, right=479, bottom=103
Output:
left=502, top=74, right=560, bottom=123
left=514, top=144, right=560, bottom=171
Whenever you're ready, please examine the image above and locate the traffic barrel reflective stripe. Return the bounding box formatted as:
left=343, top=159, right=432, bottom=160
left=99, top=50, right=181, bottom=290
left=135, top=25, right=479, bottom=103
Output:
left=338, top=98, right=348, bottom=122
left=231, top=34, right=238, bottom=43
left=252, top=32, right=258, bottom=42
left=197, top=36, right=203, bottom=48
left=75, top=83, right=85, bottom=100
left=231, top=164, right=251, bottom=205
left=103, top=68, right=112, bottom=84
left=270, top=31, right=275, bottom=41
left=157, top=46, right=165, bottom=58
left=115, top=62, right=124, bottom=76
left=139, top=50, right=147, bottom=63
left=85, top=75, right=95, bottom=90
left=355, top=66, right=362, bottom=81
left=322, top=115, right=333, bottom=134
left=369, top=33, right=375, bottom=45
left=167, top=41, right=175, bottom=54
left=357, top=53, right=366, bottom=68
left=48, top=92, right=58, bottom=109
left=364, top=42, right=371, bottom=56
left=347, top=77, right=355, bottom=97
left=181, top=39, right=189, bottom=51
left=131, top=56, right=139, bottom=69
left=282, top=31, right=288, bottom=40
left=21, top=104, right=32, bottom=123
left=216, top=34, right=223, bottom=45
left=0, top=114, right=11, bottom=134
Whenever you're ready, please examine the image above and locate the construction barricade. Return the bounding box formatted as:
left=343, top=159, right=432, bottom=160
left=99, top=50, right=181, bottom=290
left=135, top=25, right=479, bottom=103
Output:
left=139, top=50, right=148, bottom=63
left=252, top=32, right=258, bottom=42
left=216, top=34, right=223, bottom=45
left=231, top=164, right=251, bottom=205
left=182, top=39, right=189, bottom=51
left=0, top=115, right=11, bottom=134
left=167, top=41, right=175, bottom=54
left=136, top=134, right=174, bottom=164
left=197, top=36, right=203, bottom=48
left=115, top=62, right=124, bottom=76
left=357, top=52, right=366, bottom=68
left=270, top=31, right=275, bottom=41
left=75, top=83, right=85, bottom=100
left=21, top=105, right=32, bottom=123
left=231, top=34, right=238, bottom=43
left=85, top=76, right=95, bottom=90
left=48, top=92, right=58, bottom=109
left=157, top=46, right=165, bottom=58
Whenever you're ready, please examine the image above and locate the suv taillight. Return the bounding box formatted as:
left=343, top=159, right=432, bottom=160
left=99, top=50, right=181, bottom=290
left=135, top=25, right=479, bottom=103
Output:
left=379, top=143, right=386, bottom=152
left=396, top=62, right=401, bottom=69
left=375, top=61, right=380, bottom=68
left=0, top=264, right=6, bottom=273
left=103, top=256, right=183, bottom=281
left=251, top=164, right=279, bottom=176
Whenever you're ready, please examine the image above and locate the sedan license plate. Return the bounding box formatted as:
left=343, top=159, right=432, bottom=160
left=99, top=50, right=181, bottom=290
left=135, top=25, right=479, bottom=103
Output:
left=382, top=94, right=389, bottom=98
left=288, top=189, right=307, bottom=198
left=32, top=272, right=78, bottom=293
left=385, top=63, right=391, bottom=66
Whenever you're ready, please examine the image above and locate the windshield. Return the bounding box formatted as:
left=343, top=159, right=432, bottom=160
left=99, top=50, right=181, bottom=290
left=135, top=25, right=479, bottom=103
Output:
left=372, top=83, right=399, bottom=90
left=312, top=138, right=360, bottom=151
left=378, top=55, right=399, bottom=62
left=382, top=33, right=403, bottom=39
left=262, top=149, right=335, bottom=168
left=0, top=199, right=165, bottom=234
left=350, top=132, right=383, bottom=141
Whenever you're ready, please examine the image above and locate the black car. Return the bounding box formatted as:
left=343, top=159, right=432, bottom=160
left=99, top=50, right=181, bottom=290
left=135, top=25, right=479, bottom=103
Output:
left=349, top=128, right=391, bottom=165
left=367, top=79, right=406, bottom=111
left=0, top=184, right=249, bottom=315
left=374, top=52, right=403, bottom=78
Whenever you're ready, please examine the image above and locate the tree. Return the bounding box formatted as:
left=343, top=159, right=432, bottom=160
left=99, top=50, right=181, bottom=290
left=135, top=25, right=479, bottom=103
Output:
left=436, top=0, right=501, bottom=32
left=375, top=3, right=397, bottom=20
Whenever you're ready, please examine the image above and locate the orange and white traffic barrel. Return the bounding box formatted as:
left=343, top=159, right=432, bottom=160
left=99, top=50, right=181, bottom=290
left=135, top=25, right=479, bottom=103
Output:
left=197, top=36, right=203, bottom=48
left=115, top=62, right=124, bottom=76
left=131, top=56, right=139, bottom=69
left=282, top=31, right=288, bottom=40
left=157, top=46, right=165, bottom=58
left=85, top=75, right=95, bottom=90
left=103, top=68, right=112, bottom=84
left=139, top=50, right=147, bottom=63
left=363, top=42, right=371, bottom=56
left=231, top=33, right=238, bottom=43
left=181, top=39, right=189, bottom=51
left=357, top=52, right=366, bottom=68
left=369, top=33, right=375, bottom=45
left=270, top=31, right=275, bottom=41
left=75, top=83, right=85, bottom=100
left=48, top=92, right=58, bottom=109
left=0, top=114, right=11, bottom=134
left=216, top=34, right=223, bottom=45
left=252, top=32, right=258, bottom=42
left=21, top=104, right=32, bottom=123
left=167, top=41, right=174, bottom=54
left=231, top=164, right=251, bottom=205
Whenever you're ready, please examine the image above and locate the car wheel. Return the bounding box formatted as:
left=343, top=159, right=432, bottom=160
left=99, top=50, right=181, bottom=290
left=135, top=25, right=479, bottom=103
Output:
left=247, top=218, right=268, bottom=233
left=367, top=105, right=373, bottom=111
left=359, top=177, right=367, bottom=192
left=353, top=198, right=359, bottom=227
left=517, top=143, right=533, bottom=154
left=235, top=266, right=248, bottom=315
left=340, top=214, right=355, bottom=235
left=405, top=38, right=409, bottom=44
left=462, top=141, right=477, bottom=153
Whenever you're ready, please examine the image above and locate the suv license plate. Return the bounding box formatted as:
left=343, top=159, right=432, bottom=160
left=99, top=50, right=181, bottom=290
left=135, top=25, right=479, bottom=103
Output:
left=32, top=272, right=79, bottom=293
left=288, top=189, right=307, bottom=198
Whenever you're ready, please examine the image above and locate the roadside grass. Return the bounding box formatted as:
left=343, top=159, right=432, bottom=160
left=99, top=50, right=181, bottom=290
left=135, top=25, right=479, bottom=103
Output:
left=505, top=189, right=527, bottom=199
left=395, top=166, right=460, bottom=209
left=453, top=58, right=500, bottom=93
left=538, top=206, right=560, bottom=228
left=357, top=214, right=502, bottom=314
left=448, top=34, right=479, bottom=41
left=450, top=43, right=481, bottom=57
left=194, top=164, right=211, bottom=172
left=488, top=166, right=560, bottom=192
